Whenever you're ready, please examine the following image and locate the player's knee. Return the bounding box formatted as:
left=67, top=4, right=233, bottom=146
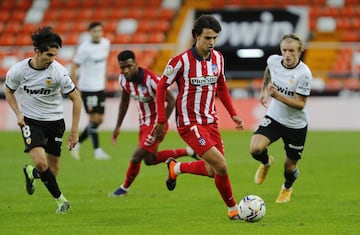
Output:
left=214, top=161, right=228, bottom=175
left=143, top=159, right=156, bottom=165
left=249, top=144, right=264, bottom=156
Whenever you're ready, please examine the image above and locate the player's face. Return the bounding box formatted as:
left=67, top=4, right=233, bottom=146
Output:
left=119, top=58, right=138, bottom=81
left=34, top=47, right=58, bottom=69
left=280, top=39, right=302, bottom=68
left=195, top=28, right=218, bottom=58
left=90, top=25, right=103, bottom=43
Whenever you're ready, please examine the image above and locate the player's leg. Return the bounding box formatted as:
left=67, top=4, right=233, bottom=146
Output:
left=276, top=125, right=307, bottom=203
left=109, top=146, right=145, bottom=197
left=167, top=124, right=240, bottom=219
left=20, top=120, right=42, bottom=195
left=250, top=116, right=280, bottom=184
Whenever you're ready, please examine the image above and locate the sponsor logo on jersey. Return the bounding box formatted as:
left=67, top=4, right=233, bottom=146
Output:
left=272, top=81, right=294, bottom=96
left=190, top=75, right=217, bottom=86
left=131, top=95, right=153, bottom=103
left=24, top=86, right=51, bottom=95
left=55, top=137, right=63, bottom=142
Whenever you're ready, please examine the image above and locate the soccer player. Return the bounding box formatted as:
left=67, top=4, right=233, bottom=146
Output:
left=5, top=27, right=82, bottom=213
left=108, top=50, right=198, bottom=197
left=70, top=21, right=111, bottom=160
left=152, top=15, right=244, bottom=220
left=249, top=33, right=312, bottom=203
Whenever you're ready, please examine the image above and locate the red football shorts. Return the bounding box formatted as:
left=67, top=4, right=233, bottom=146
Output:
left=139, top=124, right=168, bottom=153
left=177, top=123, right=224, bottom=156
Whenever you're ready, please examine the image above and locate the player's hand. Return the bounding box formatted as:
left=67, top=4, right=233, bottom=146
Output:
left=17, top=114, right=25, bottom=127
left=67, top=131, right=79, bottom=150
left=151, top=123, right=166, bottom=140
left=267, top=82, right=277, bottom=98
left=112, top=128, right=120, bottom=144
left=259, top=90, right=269, bottom=108
left=232, top=115, right=244, bottom=130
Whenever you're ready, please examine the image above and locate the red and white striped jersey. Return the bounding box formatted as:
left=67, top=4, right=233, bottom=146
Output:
left=118, top=68, right=159, bottom=126
left=157, top=47, right=236, bottom=127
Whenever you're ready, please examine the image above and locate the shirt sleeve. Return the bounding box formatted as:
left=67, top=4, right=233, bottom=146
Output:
left=5, top=66, right=20, bottom=91
left=217, top=76, right=237, bottom=117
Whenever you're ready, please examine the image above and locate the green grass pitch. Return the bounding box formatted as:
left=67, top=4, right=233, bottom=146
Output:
left=0, top=130, right=359, bottom=235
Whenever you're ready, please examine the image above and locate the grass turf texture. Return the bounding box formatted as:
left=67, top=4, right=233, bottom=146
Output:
left=0, top=130, right=359, bottom=235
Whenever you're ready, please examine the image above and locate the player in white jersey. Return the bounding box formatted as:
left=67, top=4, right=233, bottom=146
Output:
left=249, top=33, right=312, bottom=203
left=5, top=27, right=82, bottom=213
left=70, top=22, right=111, bottom=160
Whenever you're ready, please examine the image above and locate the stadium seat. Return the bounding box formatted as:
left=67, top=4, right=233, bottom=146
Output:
left=148, top=32, right=165, bottom=44
left=15, top=33, right=32, bottom=46
left=0, top=11, right=11, bottom=22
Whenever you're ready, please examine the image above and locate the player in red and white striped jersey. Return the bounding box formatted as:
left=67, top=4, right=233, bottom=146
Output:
left=109, top=50, right=197, bottom=197
left=153, top=15, right=244, bottom=220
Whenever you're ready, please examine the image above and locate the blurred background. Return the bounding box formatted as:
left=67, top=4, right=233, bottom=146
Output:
left=1, top=0, right=360, bottom=130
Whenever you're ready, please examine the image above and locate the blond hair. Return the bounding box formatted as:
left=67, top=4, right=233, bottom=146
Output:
left=281, top=33, right=304, bottom=52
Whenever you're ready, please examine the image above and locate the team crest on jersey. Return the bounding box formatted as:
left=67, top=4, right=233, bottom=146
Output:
left=26, top=137, right=31, bottom=145
left=198, top=137, right=206, bottom=146
left=212, top=64, right=219, bottom=76
left=164, top=65, right=174, bottom=76
left=141, top=85, right=148, bottom=93
left=289, top=76, right=295, bottom=85
left=45, top=77, right=53, bottom=86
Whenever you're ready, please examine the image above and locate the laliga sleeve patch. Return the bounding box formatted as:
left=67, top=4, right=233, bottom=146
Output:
left=164, top=65, right=174, bottom=76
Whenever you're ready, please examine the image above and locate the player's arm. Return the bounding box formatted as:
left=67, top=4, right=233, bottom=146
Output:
left=70, top=63, right=80, bottom=87
left=112, top=91, right=130, bottom=143
left=152, top=78, right=169, bottom=139
left=165, top=89, right=175, bottom=120
left=66, top=89, right=82, bottom=150
left=217, top=77, right=244, bottom=130
left=5, top=86, right=25, bottom=127
left=268, top=85, right=307, bottom=110
left=259, top=66, right=271, bottom=107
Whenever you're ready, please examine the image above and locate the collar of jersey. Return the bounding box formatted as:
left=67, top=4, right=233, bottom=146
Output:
left=134, top=67, right=144, bottom=84
left=190, top=47, right=211, bottom=61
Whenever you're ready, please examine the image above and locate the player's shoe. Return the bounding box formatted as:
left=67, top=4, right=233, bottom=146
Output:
left=165, top=158, right=178, bottom=191
left=275, top=185, right=293, bottom=203
left=94, top=148, right=110, bottom=160
left=56, top=196, right=70, bottom=214
left=228, top=208, right=242, bottom=220
left=23, top=164, right=35, bottom=195
left=186, top=146, right=200, bottom=160
left=254, top=156, right=274, bottom=184
left=70, top=143, right=80, bottom=160
left=56, top=201, right=70, bottom=214
left=108, top=186, right=128, bottom=197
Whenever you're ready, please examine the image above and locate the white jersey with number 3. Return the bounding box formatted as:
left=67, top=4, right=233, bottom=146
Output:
left=267, top=55, right=312, bottom=128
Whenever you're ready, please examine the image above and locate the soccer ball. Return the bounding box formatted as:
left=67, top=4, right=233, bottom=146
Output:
left=238, top=195, right=266, bottom=222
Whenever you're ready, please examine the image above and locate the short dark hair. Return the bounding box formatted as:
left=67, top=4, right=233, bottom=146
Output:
left=88, top=22, right=102, bottom=30
left=192, top=15, right=221, bottom=39
left=117, top=50, right=135, bottom=61
left=31, top=26, right=62, bottom=52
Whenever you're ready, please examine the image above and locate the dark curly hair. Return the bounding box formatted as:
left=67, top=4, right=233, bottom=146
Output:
left=31, top=26, right=62, bottom=52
